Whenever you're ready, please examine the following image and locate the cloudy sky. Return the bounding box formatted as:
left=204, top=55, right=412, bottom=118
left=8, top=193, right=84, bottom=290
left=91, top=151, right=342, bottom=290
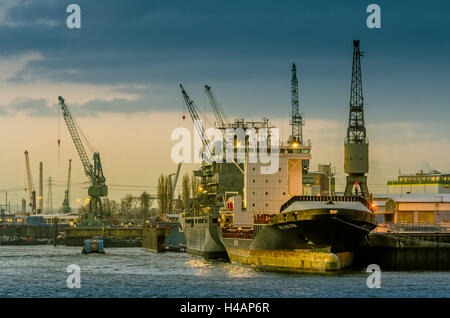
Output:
left=0, top=0, right=449, bottom=210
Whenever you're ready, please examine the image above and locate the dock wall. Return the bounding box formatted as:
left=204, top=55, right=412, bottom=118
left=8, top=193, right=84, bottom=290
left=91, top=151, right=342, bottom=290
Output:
left=64, top=228, right=142, bottom=246
left=0, top=224, right=68, bottom=239
left=354, top=232, right=450, bottom=270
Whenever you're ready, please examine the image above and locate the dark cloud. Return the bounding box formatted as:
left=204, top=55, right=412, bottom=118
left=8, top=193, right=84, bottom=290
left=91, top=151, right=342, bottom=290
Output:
left=2, top=98, right=56, bottom=117
left=0, top=0, right=449, bottom=122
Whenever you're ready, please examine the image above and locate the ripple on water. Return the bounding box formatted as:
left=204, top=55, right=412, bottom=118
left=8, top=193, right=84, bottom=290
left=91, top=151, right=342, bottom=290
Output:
left=0, top=246, right=449, bottom=297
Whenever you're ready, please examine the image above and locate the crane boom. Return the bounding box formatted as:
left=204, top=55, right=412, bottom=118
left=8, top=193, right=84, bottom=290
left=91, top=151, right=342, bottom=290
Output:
left=58, top=96, right=95, bottom=182
left=204, top=85, right=227, bottom=129
left=180, top=84, right=214, bottom=160
left=24, top=150, right=36, bottom=214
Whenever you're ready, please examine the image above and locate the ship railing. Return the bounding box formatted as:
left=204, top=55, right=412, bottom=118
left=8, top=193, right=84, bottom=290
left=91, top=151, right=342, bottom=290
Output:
left=222, top=227, right=253, bottom=239
left=253, top=214, right=273, bottom=224
left=279, top=195, right=372, bottom=213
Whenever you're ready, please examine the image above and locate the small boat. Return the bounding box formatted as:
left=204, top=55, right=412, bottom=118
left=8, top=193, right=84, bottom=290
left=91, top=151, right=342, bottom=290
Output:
left=82, top=239, right=105, bottom=254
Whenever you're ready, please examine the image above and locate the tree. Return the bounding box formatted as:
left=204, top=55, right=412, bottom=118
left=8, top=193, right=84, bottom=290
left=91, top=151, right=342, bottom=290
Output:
left=157, top=174, right=171, bottom=216
left=120, top=194, right=134, bottom=222
left=182, top=174, right=191, bottom=205
left=140, top=191, right=153, bottom=220
left=103, top=199, right=120, bottom=220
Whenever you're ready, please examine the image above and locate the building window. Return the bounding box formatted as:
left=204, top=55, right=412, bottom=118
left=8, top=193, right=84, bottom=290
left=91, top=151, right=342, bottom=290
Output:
left=265, top=192, right=268, bottom=195
left=265, top=203, right=268, bottom=207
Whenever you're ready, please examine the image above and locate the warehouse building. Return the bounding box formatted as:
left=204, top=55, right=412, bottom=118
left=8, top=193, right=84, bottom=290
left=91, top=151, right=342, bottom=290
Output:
left=383, top=194, right=450, bottom=225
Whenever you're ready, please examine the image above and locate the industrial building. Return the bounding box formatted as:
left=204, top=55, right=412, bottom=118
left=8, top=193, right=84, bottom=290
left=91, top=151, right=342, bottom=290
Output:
left=387, top=170, right=450, bottom=194
left=379, top=194, right=450, bottom=226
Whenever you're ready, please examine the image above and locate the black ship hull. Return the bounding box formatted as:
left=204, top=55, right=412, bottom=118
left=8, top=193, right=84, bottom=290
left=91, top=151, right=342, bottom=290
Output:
left=222, top=196, right=377, bottom=271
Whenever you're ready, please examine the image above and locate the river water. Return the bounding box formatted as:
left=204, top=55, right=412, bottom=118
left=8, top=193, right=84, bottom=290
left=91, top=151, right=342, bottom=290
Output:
left=0, top=246, right=448, bottom=298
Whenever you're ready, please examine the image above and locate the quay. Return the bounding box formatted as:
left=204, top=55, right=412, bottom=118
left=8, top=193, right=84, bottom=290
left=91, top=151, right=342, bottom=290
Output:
left=354, top=229, right=450, bottom=270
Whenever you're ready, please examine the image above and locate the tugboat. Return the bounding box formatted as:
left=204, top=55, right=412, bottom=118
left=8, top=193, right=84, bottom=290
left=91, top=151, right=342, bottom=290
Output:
left=82, top=238, right=105, bottom=254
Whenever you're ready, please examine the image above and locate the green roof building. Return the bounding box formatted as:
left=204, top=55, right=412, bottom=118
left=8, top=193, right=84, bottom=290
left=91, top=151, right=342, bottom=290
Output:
left=387, top=170, right=450, bottom=194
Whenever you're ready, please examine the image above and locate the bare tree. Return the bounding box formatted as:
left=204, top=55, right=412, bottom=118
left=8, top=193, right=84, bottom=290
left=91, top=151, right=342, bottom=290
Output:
left=120, top=194, right=134, bottom=222
left=140, top=191, right=153, bottom=220
left=182, top=174, right=191, bottom=205
left=157, top=174, right=171, bottom=216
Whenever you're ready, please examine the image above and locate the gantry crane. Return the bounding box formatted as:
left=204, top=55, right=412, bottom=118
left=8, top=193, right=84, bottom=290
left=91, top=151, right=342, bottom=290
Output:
left=60, top=159, right=72, bottom=213
left=344, top=40, right=370, bottom=199
left=58, top=96, right=108, bottom=226
left=290, top=63, right=304, bottom=144
left=24, top=150, right=36, bottom=215
left=204, top=85, right=228, bottom=129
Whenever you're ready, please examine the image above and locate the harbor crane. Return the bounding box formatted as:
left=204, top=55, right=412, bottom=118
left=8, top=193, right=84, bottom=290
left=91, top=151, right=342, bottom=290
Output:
left=180, top=84, right=244, bottom=175
left=344, top=40, right=370, bottom=199
left=204, top=85, right=228, bottom=129
left=24, top=150, right=36, bottom=215
left=290, top=63, right=309, bottom=173
left=290, top=63, right=304, bottom=144
left=58, top=96, right=108, bottom=226
left=60, top=159, right=72, bottom=213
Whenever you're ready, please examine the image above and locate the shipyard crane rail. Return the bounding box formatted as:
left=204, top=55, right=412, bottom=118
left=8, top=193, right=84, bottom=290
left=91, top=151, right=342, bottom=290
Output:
left=24, top=150, right=36, bottom=214
left=58, top=96, right=108, bottom=225
left=204, top=85, right=228, bottom=129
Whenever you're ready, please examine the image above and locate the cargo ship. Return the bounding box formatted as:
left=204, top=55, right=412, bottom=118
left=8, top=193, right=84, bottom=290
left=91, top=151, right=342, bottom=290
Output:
left=180, top=161, right=243, bottom=259
left=220, top=195, right=377, bottom=271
